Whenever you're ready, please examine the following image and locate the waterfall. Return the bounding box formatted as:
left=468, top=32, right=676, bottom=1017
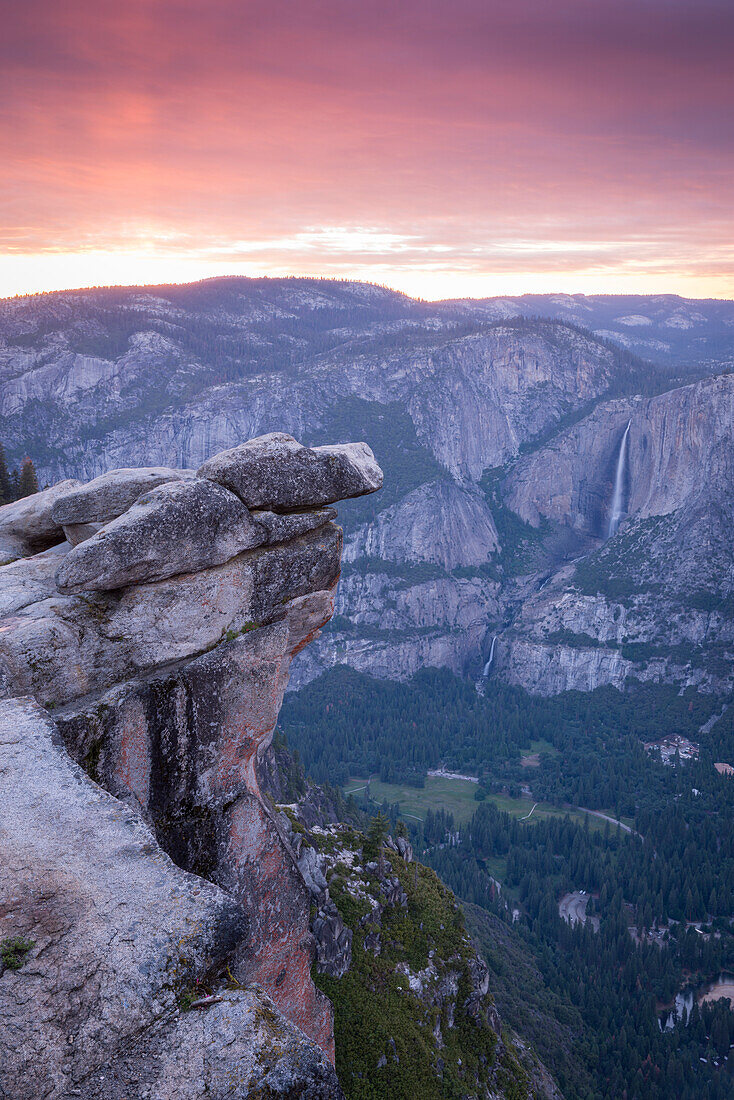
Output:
left=483, top=635, right=497, bottom=677
left=607, top=420, right=631, bottom=538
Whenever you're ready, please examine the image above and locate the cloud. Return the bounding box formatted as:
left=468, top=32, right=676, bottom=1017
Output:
left=0, top=0, right=732, bottom=298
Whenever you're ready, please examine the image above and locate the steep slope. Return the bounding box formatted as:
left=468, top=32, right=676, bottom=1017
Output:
left=256, top=740, right=560, bottom=1100
left=505, top=373, right=733, bottom=532
left=0, top=437, right=551, bottom=1100
left=1, top=277, right=731, bottom=697
left=0, top=697, right=341, bottom=1100
left=498, top=374, right=734, bottom=694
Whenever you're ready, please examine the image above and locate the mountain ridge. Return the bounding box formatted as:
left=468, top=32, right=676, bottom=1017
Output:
left=1, top=276, right=731, bottom=699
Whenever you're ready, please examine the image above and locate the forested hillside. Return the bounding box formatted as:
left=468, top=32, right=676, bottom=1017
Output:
left=279, top=667, right=734, bottom=1097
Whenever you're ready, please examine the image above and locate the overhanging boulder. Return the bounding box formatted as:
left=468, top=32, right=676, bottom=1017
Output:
left=198, top=432, right=382, bottom=511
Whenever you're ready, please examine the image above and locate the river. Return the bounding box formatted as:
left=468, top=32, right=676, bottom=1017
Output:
left=660, top=973, right=734, bottom=1029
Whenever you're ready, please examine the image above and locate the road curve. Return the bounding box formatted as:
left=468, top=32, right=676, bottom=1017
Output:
left=571, top=806, right=640, bottom=837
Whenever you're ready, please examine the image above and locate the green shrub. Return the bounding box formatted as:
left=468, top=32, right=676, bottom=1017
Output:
left=1, top=936, right=34, bottom=971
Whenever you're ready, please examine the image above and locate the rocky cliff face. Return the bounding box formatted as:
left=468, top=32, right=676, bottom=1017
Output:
left=498, top=374, right=734, bottom=695
left=1, top=697, right=341, bottom=1100
left=0, top=299, right=619, bottom=483
left=254, top=740, right=553, bottom=1100
left=0, top=433, right=381, bottom=1099
left=0, top=277, right=731, bottom=699
left=505, top=374, right=733, bottom=533
left=344, top=480, right=499, bottom=570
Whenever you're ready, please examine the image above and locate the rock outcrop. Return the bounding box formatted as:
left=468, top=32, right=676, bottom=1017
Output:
left=0, top=432, right=382, bottom=1099
left=55, top=477, right=268, bottom=592
left=199, top=434, right=383, bottom=510
left=0, top=479, right=81, bottom=563
left=50, top=466, right=196, bottom=525
left=0, top=697, right=340, bottom=1100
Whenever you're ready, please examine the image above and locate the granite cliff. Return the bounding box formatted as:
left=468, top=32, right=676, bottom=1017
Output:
left=497, top=373, right=734, bottom=695
left=0, top=434, right=381, bottom=1099
left=0, top=277, right=731, bottom=699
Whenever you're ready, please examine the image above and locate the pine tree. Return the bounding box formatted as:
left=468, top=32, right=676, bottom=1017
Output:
left=0, top=444, right=10, bottom=505
left=17, top=457, right=39, bottom=499
left=367, top=810, right=390, bottom=874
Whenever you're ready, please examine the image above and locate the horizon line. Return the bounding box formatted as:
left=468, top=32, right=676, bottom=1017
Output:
left=2, top=272, right=733, bottom=307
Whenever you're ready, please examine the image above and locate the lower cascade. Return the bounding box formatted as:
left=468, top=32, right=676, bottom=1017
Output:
left=608, top=419, right=631, bottom=538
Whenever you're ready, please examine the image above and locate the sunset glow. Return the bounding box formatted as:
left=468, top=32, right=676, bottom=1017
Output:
left=2, top=0, right=733, bottom=299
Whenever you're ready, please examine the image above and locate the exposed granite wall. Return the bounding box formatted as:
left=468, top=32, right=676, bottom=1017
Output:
left=0, top=433, right=382, bottom=1097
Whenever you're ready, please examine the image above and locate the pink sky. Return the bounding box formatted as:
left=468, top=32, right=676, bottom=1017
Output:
left=1, top=0, right=733, bottom=299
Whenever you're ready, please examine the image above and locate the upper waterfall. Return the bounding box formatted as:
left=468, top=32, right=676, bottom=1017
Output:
left=483, top=634, right=497, bottom=677
left=608, top=420, right=631, bottom=538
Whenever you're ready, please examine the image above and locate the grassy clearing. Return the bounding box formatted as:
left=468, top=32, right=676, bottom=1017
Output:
left=528, top=739, right=559, bottom=756
left=346, top=775, right=630, bottom=835
left=487, top=793, right=627, bottom=833
left=345, top=774, right=481, bottom=825
left=521, top=740, right=559, bottom=767
left=482, top=855, right=508, bottom=882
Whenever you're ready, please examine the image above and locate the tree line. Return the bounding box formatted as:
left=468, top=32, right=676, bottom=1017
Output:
left=0, top=444, right=39, bottom=505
